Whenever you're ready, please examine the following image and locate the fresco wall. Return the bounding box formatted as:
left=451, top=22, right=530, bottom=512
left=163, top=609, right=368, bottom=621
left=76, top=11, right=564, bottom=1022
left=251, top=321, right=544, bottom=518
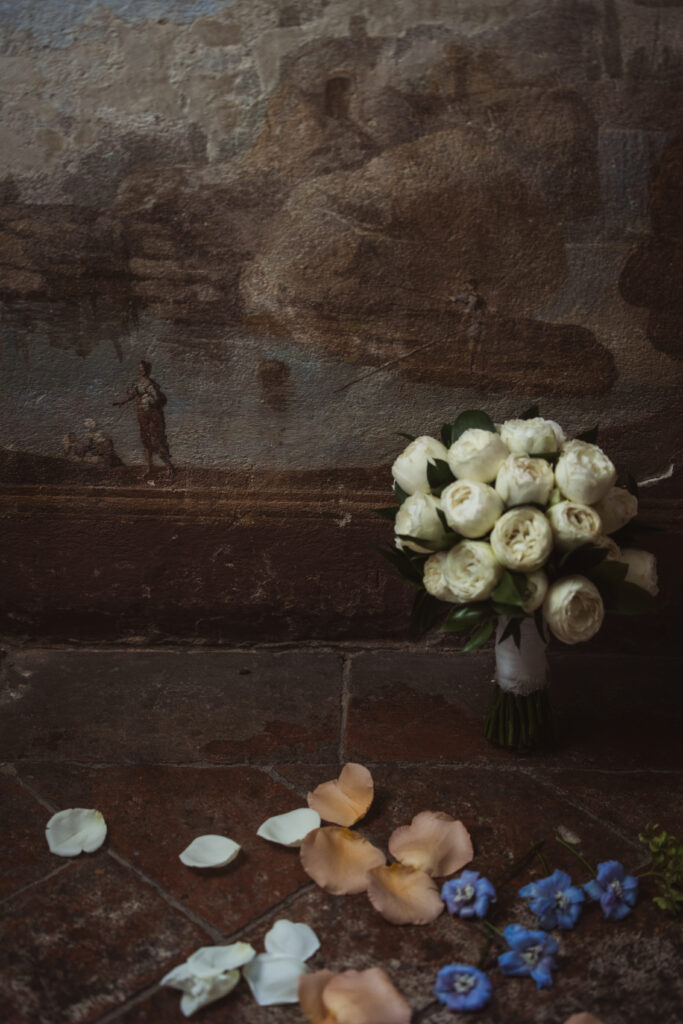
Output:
left=1, top=0, right=681, bottom=641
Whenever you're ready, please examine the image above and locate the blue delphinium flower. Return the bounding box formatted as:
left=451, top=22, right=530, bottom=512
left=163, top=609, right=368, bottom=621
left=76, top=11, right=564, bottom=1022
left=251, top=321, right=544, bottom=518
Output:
left=441, top=870, right=497, bottom=919
left=498, top=924, right=558, bottom=989
left=519, top=868, right=585, bottom=929
left=584, top=860, right=639, bottom=921
left=434, top=964, right=492, bottom=1012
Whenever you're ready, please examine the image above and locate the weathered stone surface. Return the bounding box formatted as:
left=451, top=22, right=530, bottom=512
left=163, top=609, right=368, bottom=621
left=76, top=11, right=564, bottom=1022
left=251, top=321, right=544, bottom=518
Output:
left=0, top=770, right=61, bottom=900
left=0, top=649, right=343, bottom=761
left=0, top=857, right=208, bottom=1024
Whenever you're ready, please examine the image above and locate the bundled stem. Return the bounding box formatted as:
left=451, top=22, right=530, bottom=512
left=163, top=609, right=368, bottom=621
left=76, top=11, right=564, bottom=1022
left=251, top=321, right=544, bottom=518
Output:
left=485, top=618, right=552, bottom=751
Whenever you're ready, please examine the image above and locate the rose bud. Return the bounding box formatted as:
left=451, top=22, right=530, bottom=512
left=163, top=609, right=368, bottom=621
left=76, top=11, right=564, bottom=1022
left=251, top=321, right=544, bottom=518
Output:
left=489, top=506, right=553, bottom=572
left=547, top=500, right=602, bottom=552
left=593, top=487, right=638, bottom=535
left=555, top=440, right=617, bottom=505
left=447, top=429, right=508, bottom=483
left=392, top=436, right=449, bottom=495
left=619, top=548, right=659, bottom=596
left=395, top=493, right=448, bottom=554
left=442, top=541, right=503, bottom=602
left=440, top=480, right=503, bottom=538
left=495, top=455, right=554, bottom=508
left=543, top=575, right=605, bottom=644
left=499, top=417, right=565, bottom=455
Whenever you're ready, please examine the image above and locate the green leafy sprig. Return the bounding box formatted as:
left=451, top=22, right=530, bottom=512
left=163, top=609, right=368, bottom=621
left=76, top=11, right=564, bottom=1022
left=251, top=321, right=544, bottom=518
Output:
left=638, top=824, right=683, bottom=915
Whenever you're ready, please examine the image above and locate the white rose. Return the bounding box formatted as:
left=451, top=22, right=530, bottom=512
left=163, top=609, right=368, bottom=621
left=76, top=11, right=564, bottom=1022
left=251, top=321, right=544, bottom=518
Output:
left=594, top=487, right=638, bottom=535
left=547, top=500, right=602, bottom=551
left=522, top=570, right=549, bottom=612
left=423, top=551, right=459, bottom=602
left=593, top=534, right=622, bottom=560
left=394, top=493, right=447, bottom=553
left=499, top=417, right=565, bottom=454
left=489, top=506, right=553, bottom=572
left=447, top=429, right=508, bottom=483
left=495, top=455, right=554, bottom=508
left=392, top=435, right=448, bottom=495
left=442, top=541, right=503, bottom=602
left=619, top=548, right=659, bottom=596
left=440, top=480, right=503, bottom=538
left=555, top=440, right=617, bottom=505
left=543, top=575, right=604, bottom=644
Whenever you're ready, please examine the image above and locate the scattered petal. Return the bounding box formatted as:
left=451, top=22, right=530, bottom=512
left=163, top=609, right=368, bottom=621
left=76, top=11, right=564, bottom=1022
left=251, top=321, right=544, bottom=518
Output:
left=257, top=808, right=321, bottom=847
left=161, top=943, right=255, bottom=1017
left=388, top=811, right=473, bottom=877
left=264, top=920, right=320, bottom=961
left=299, top=970, right=336, bottom=1024
left=242, top=954, right=308, bottom=1005
left=564, top=1016, right=604, bottom=1024
left=45, top=808, right=107, bottom=857
left=307, top=763, right=374, bottom=827
left=300, top=827, right=386, bottom=894
left=321, top=968, right=412, bottom=1024
left=179, top=835, right=241, bottom=869
left=367, top=863, right=444, bottom=925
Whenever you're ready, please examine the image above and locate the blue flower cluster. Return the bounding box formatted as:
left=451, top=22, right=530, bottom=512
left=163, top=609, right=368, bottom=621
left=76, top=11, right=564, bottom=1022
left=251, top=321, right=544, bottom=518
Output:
left=434, top=857, right=639, bottom=1012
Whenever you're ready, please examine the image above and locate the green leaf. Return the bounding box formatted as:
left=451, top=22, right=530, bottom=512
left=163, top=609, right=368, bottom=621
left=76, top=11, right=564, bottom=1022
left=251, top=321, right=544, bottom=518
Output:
left=586, top=557, right=628, bottom=590
left=393, top=481, right=410, bottom=504
left=443, top=604, right=491, bottom=632
left=441, top=422, right=456, bottom=447
left=520, top=405, right=540, bottom=420
left=492, top=601, right=526, bottom=618
left=451, top=410, right=497, bottom=442
left=396, top=533, right=457, bottom=553
left=533, top=607, right=547, bottom=641
left=461, top=617, right=494, bottom=652
left=426, top=458, right=455, bottom=495
left=611, top=580, right=657, bottom=616
left=409, top=589, right=441, bottom=636
left=576, top=425, right=599, bottom=444
left=374, top=506, right=400, bottom=521
left=376, top=546, right=425, bottom=587
left=397, top=432, right=416, bottom=442
left=558, top=543, right=609, bottom=575
left=499, top=616, right=522, bottom=648
left=492, top=570, right=528, bottom=607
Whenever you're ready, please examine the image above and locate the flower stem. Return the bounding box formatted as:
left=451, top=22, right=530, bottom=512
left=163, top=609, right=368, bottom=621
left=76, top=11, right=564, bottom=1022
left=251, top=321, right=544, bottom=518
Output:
left=483, top=919, right=506, bottom=940
left=498, top=840, right=546, bottom=887
left=535, top=847, right=550, bottom=874
left=555, top=836, right=595, bottom=876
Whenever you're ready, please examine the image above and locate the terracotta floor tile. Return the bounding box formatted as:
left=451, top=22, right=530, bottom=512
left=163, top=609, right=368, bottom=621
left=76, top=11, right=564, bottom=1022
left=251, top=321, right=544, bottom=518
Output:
left=0, top=649, right=343, bottom=764
left=0, top=770, right=61, bottom=900
left=0, top=856, right=208, bottom=1024
left=18, top=762, right=313, bottom=933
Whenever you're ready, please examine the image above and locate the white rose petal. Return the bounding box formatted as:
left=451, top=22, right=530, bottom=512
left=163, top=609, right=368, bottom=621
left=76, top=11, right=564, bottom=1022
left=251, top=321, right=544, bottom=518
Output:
left=555, top=439, right=617, bottom=504
left=394, top=492, right=448, bottom=553
left=257, top=809, right=321, bottom=847
left=490, top=507, right=553, bottom=572
left=547, top=501, right=602, bottom=552
left=264, top=920, right=320, bottom=961
left=392, top=436, right=448, bottom=495
left=242, top=954, right=308, bottom=1006
left=448, top=428, right=509, bottom=483
left=442, top=541, right=502, bottom=602
left=543, top=575, right=605, bottom=644
left=594, top=486, right=638, bottom=535
left=593, top=534, right=622, bottom=559
left=423, top=551, right=459, bottom=602
left=45, top=808, right=107, bottom=857
left=179, top=835, right=241, bottom=869
left=495, top=454, right=555, bottom=508
left=161, top=943, right=255, bottom=1017
left=440, top=480, right=503, bottom=538
left=620, top=548, right=659, bottom=596
left=522, top=570, right=549, bottom=613
left=499, top=417, right=565, bottom=454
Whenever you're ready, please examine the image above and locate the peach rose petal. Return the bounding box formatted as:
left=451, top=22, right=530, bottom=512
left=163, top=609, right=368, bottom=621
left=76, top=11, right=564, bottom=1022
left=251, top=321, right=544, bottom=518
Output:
left=323, top=968, right=412, bottom=1024
left=307, top=763, right=374, bottom=827
left=564, top=1017, right=604, bottom=1024
left=388, top=811, right=473, bottom=877
left=300, top=827, right=386, bottom=894
left=367, top=863, right=444, bottom=925
left=299, top=970, right=336, bottom=1024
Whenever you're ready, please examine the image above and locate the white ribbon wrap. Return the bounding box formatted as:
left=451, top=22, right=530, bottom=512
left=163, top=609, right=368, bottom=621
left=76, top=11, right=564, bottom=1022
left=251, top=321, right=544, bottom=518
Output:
left=494, top=617, right=548, bottom=696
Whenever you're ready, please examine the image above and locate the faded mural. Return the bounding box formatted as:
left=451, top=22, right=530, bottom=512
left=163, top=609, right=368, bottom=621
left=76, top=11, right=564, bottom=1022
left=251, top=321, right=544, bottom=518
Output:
left=0, top=0, right=681, bottom=640
left=1, top=0, right=681, bottom=488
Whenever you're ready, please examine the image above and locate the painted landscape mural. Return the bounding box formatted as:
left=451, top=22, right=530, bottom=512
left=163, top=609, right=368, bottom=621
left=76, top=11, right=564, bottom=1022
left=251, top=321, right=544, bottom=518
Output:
left=0, top=0, right=681, bottom=640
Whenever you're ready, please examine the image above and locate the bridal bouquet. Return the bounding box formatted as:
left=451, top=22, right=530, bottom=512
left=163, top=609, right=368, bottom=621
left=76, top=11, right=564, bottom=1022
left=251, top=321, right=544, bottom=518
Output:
left=378, top=409, right=658, bottom=750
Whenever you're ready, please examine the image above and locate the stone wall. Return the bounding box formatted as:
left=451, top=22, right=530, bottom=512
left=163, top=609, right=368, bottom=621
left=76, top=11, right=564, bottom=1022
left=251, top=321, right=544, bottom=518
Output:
left=1, top=0, right=681, bottom=641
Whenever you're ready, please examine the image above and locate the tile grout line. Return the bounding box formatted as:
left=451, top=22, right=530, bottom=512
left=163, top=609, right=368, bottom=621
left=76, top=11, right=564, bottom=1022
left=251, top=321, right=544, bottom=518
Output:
left=339, top=651, right=354, bottom=764
left=0, top=861, right=74, bottom=908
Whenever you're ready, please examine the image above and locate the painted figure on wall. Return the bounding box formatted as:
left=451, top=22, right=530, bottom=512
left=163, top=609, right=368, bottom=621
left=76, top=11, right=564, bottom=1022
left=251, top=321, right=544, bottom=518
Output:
left=113, top=360, right=175, bottom=481
left=62, top=419, right=124, bottom=469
